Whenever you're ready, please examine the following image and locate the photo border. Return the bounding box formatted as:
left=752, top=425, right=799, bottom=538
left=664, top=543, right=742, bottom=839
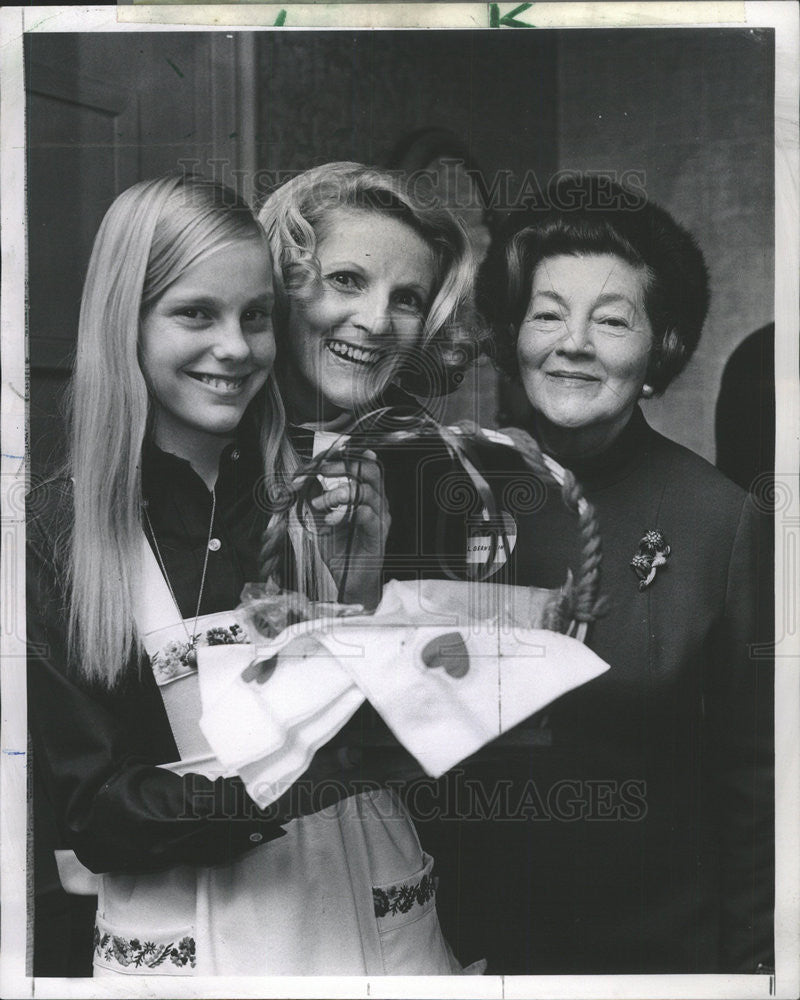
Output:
left=2, top=3, right=797, bottom=998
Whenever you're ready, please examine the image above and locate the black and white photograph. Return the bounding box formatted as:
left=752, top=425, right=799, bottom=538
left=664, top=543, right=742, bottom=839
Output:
left=1, top=3, right=798, bottom=997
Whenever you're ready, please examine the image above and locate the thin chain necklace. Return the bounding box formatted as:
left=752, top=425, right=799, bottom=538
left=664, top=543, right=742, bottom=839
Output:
left=143, top=487, right=217, bottom=667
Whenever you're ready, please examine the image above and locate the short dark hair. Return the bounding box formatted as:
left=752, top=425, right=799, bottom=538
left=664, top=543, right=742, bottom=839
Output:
left=478, top=175, right=710, bottom=393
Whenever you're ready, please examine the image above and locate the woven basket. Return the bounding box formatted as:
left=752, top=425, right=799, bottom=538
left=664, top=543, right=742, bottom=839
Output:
left=260, top=411, right=606, bottom=643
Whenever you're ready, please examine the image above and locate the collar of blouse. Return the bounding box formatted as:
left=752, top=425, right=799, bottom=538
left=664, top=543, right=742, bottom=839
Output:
left=526, top=404, right=653, bottom=492
left=141, top=417, right=264, bottom=519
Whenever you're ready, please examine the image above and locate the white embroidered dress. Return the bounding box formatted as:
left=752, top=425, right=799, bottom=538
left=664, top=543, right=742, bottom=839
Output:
left=89, top=536, right=463, bottom=976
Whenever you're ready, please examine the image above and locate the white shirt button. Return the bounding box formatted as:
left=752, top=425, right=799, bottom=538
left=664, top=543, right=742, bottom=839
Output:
left=231, top=448, right=240, bottom=461
left=249, top=832, right=263, bottom=843
left=208, top=538, right=221, bottom=552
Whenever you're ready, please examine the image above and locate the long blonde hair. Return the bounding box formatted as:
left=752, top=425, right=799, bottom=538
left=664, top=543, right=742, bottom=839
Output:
left=68, top=174, right=292, bottom=687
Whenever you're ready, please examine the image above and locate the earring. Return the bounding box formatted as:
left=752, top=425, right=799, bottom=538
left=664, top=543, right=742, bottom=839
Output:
left=640, top=384, right=654, bottom=399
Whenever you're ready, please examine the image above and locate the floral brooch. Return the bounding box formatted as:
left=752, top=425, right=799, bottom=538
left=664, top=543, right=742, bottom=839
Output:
left=631, top=529, right=671, bottom=590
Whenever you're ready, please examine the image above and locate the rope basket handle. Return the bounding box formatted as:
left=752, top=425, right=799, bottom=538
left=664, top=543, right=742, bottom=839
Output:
left=446, top=423, right=607, bottom=641
left=489, top=425, right=609, bottom=642
left=261, top=410, right=607, bottom=639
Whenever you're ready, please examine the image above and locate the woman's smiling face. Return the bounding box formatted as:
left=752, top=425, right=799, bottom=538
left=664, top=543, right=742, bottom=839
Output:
left=281, top=207, right=436, bottom=422
left=517, top=253, right=653, bottom=457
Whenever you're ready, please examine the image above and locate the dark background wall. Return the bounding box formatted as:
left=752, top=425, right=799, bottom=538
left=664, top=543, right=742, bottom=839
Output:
left=25, top=28, right=773, bottom=475
left=555, top=28, right=774, bottom=461
left=25, top=31, right=257, bottom=476
left=255, top=31, right=558, bottom=185
left=255, top=29, right=560, bottom=429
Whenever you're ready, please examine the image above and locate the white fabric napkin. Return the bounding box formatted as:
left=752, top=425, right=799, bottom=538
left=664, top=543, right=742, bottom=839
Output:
left=312, top=621, right=609, bottom=777
left=198, top=625, right=363, bottom=771
left=197, top=580, right=610, bottom=808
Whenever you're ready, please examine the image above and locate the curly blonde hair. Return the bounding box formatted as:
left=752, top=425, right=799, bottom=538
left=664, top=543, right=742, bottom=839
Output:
left=258, top=161, right=482, bottom=400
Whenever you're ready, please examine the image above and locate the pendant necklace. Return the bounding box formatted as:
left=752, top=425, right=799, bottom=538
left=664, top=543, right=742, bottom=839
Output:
left=143, top=488, right=217, bottom=668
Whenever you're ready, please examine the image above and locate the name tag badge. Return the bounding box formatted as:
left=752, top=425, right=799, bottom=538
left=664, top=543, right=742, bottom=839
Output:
left=466, top=510, right=517, bottom=574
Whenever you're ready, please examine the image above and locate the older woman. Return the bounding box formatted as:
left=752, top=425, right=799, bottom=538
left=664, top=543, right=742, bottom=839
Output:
left=428, top=176, right=773, bottom=975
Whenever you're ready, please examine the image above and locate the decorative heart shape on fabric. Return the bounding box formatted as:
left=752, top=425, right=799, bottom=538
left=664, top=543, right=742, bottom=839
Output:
left=241, top=654, right=279, bottom=685
left=421, top=632, right=470, bottom=679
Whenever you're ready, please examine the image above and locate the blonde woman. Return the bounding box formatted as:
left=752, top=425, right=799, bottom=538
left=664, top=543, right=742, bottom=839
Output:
left=258, top=161, right=494, bottom=586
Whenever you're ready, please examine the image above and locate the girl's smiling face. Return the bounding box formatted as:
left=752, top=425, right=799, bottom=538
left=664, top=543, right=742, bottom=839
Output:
left=140, top=238, right=275, bottom=456
left=281, top=207, right=436, bottom=422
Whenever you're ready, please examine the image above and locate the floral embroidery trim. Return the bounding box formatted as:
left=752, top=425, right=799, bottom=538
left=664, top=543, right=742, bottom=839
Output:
left=630, top=529, right=671, bottom=590
left=93, top=925, right=196, bottom=971
left=373, top=873, right=436, bottom=918
left=151, top=622, right=248, bottom=684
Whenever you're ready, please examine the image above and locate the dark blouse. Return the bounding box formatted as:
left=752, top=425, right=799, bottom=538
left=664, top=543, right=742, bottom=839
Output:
left=27, top=438, right=286, bottom=876
left=289, top=409, right=578, bottom=592
left=418, top=408, right=774, bottom=974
